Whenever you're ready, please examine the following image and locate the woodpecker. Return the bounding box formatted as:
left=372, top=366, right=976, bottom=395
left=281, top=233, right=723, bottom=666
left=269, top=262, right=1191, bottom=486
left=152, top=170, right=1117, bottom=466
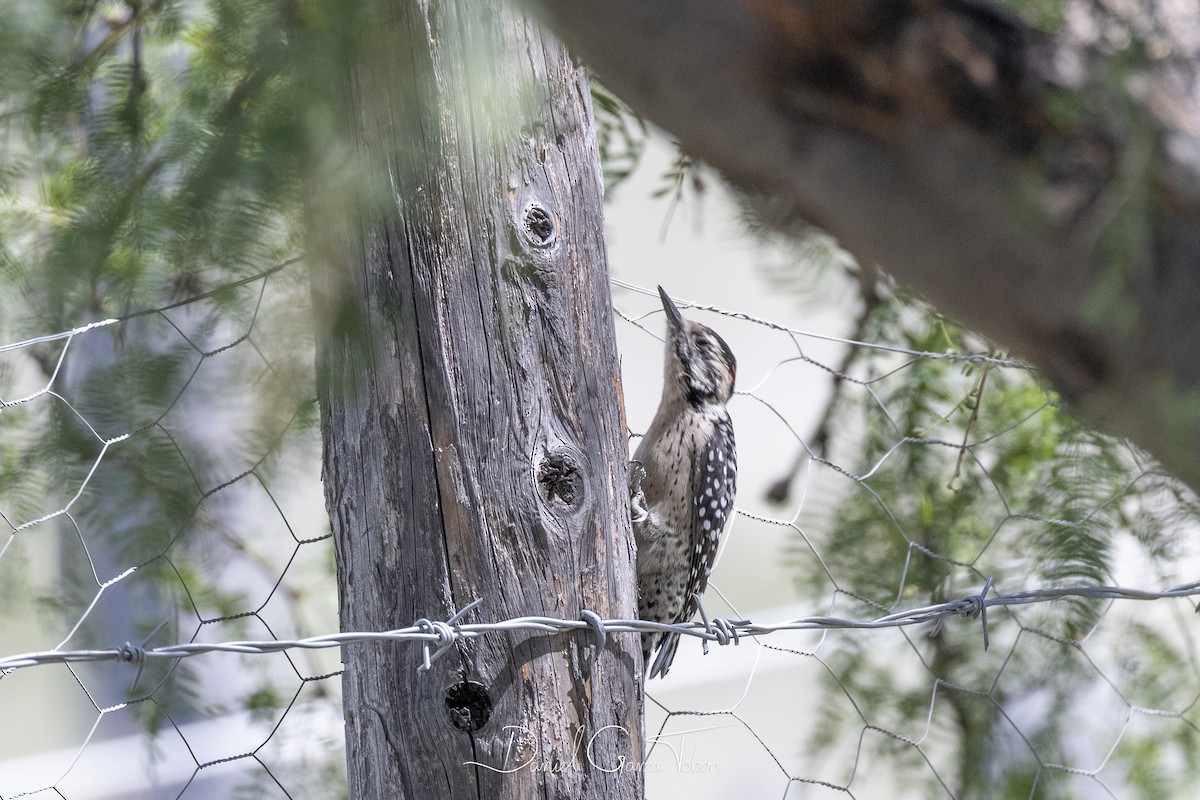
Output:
left=634, top=286, right=737, bottom=679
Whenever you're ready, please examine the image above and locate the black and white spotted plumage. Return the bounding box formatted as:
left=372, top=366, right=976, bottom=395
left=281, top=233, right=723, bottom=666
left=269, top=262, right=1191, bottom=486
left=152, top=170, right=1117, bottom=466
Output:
left=634, top=286, right=737, bottom=679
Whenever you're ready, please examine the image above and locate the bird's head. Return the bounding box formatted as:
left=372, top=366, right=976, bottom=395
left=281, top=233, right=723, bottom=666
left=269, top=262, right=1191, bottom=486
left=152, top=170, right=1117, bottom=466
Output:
left=658, top=285, right=736, bottom=408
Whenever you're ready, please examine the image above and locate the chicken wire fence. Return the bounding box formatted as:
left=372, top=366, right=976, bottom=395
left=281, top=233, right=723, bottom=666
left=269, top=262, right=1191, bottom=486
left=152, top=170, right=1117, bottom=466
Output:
left=2, top=262, right=1199, bottom=800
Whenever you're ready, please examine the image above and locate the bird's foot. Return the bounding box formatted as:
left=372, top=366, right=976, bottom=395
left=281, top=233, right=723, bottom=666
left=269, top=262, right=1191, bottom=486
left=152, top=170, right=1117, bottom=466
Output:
left=629, top=460, right=649, bottom=524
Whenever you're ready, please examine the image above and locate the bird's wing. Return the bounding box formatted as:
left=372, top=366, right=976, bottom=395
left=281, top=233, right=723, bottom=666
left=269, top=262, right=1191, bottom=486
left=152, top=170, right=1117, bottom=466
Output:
left=647, top=413, right=736, bottom=679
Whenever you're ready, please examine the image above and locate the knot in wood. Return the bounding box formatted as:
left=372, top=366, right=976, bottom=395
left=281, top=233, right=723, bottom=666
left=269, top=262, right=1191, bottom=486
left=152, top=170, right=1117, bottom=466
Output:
left=445, top=680, right=492, bottom=732
left=537, top=450, right=582, bottom=507
left=521, top=201, right=556, bottom=247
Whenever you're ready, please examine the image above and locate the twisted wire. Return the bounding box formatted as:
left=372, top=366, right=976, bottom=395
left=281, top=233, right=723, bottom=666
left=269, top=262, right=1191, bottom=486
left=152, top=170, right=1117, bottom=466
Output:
left=4, top=578, right=1197, bottom=675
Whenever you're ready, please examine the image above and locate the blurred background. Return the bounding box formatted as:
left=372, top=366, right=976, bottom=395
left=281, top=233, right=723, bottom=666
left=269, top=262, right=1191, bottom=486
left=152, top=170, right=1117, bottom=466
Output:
left=3, top=2, right=1200, bottom=799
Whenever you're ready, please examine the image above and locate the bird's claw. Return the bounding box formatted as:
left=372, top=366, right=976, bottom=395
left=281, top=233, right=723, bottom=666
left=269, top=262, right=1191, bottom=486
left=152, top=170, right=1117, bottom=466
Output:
left=628, top=460, right=649, bottom=524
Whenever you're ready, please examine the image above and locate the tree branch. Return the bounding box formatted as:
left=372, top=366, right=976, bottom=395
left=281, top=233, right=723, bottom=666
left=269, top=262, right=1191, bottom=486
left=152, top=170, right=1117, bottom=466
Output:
left=530, top=0, right=1200, bottom=490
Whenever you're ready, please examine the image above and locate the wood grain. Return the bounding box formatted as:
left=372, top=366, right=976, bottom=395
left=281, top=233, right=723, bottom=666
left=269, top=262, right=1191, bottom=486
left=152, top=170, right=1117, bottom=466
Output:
left=311, top=2, right=643, bottom=797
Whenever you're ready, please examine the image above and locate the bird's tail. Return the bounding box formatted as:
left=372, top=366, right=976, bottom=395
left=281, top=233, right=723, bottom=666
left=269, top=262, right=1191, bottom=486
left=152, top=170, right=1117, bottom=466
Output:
left=643, top=630, right=681, bottom=680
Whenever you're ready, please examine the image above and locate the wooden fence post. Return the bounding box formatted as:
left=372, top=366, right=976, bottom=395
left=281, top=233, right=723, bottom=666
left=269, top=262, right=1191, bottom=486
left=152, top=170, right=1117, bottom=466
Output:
left=310, top=1, right=644, bottom=798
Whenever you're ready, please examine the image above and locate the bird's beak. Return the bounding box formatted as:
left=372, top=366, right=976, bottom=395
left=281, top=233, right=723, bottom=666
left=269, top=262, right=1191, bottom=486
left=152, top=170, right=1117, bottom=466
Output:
left=658, top=285, right=686, bottom=334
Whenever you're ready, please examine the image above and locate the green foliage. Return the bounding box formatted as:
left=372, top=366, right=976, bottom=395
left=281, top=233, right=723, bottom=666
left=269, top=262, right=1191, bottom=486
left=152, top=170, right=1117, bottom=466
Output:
left=0, top=0, right=360, bottom=332
left=591, top=82, right=646, bottom=196
left=988, top=0, right=1066, bottom=33
left=785, top=285, right=1200, bottom=798
left=0, top=0, right=336, bottom=787
left=242, top=683, right=282, bottom=723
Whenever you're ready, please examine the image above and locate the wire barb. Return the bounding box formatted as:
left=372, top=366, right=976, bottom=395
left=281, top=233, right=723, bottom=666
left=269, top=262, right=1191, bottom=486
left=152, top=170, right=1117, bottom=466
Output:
left=119, top=641, right=148, bottom=692
left=959, top=576, right=993, bottom=650
left=414, top=598, right=483, bottom=673
left=692, top=593, right=748, bottom=655
left=580, top=609, right=608, bottom=650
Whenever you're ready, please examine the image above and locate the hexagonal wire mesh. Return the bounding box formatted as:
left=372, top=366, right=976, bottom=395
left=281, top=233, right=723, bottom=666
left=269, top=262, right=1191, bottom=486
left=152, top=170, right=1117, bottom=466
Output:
left=2, top=265, right=1199, bottom=799
left=0, top=261, right=342, bottom=799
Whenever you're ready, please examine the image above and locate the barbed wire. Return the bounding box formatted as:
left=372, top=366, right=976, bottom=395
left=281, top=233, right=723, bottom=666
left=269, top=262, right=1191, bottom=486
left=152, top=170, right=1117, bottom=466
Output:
left=610, top=278, right=1029, bottom=369
left=4, top=578, right=1199, bottom=677
left=0, top=260, right=339, bottom=800
left=5, top=261, right=1200, bottom=800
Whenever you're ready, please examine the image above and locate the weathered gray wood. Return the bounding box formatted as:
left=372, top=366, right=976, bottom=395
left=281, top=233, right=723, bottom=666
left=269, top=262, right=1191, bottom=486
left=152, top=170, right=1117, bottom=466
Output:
left=309, top=2, right=643, bottom=798
left=531, top=0, right=1200, bottom=492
